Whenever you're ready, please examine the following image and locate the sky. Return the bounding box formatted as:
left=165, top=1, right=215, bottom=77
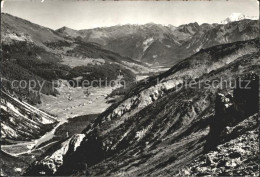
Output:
left=2, top=0, right=259, bottom=30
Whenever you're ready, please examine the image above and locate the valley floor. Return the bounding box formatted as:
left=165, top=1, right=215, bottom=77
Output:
left=38, top=82, right=114, bottom=119
left=1, top=84, right=116, bottom=175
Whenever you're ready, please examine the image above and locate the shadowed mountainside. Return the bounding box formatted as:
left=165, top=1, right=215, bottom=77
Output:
left=25, top=38, right=259, bottom=176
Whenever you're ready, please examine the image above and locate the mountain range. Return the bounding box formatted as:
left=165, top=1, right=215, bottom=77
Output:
left=56, top=14, right=258, bottom=66
left=1, top=13, right=149, bottom=104
left=1, top=12, right=259, bottom=176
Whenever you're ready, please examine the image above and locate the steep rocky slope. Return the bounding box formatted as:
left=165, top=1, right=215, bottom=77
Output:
left=57, top=19, right=258, bottom=66
left=0, top=150, right=29, bottom=176
left=25, top=38, right=259, bottom=176
left=179, top=115, right=258, bottom=176
left=0, top=91, right=57, bottom=144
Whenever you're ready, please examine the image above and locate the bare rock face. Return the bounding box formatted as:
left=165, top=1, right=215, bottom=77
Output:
left=207, top=93, right=235, bottom=144
left=29, top=134, right=85, bottom=175
left=233, top=73, right=259, bottom=117
left=214, top=73, right=259, bottom=122
left=207, top=73, right=259, bottom=148
left=179, top=114, right=258, bottom=176
left=0, top=91, right=57, bottom=143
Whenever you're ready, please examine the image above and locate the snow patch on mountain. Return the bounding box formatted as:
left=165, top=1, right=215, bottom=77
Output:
left=143, top=37, right=154, bottom=52
left=221, top=13, right=258, bottom=24
left=135, top=124, right=152, bottom=141
left=1, top=124, right=18, bottom=139
left=71, top=134, right=85, bottom=151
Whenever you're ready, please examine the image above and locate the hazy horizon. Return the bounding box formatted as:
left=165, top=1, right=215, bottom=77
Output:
left=2, top=0, right=259, bottom=30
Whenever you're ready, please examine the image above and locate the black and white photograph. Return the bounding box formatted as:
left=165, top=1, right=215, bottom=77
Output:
left=0, top=0, right=259, bottom=176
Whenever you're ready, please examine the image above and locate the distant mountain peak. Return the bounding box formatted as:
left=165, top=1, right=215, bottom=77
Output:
left=57, top=26, right=77, bottom=32
left=58, top=26, right=72, bottom=30
left=56, top=26, right=79, bottom=37
left=221, top=13, right=258, bottom=24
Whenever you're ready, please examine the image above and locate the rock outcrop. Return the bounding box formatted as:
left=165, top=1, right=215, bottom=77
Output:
left=206, top=73, right=259, bottom=149
left=26, top=134, right=86, bottom=175
left=179, top=114, right=258, bottom=176
left=0, top=91, right=57, bottom=143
